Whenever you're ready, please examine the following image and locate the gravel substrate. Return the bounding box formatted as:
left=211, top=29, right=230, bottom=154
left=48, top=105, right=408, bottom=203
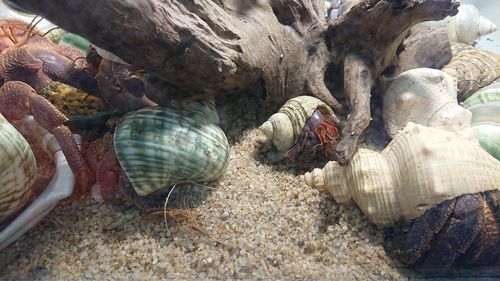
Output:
left=0, top=94, right=408, bottom=280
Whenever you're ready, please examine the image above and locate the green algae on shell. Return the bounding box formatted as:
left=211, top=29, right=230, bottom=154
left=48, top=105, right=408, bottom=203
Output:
left=0, top=114, right=37, bottom=223
left=113, top=101, right=229, bottom=196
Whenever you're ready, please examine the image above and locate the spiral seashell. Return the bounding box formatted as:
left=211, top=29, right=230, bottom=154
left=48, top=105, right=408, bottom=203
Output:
left=114, top=101, right=229, bottom=196
left=462, top=83, right=500, bottom=160
left=259, top=96, right=338, bottom=151
left=383, top=68, right=475, bottom=140
left=450, top=42, right=475, bottom=57
left=442, top=48, right=500, bottom=101
left=302, top=123, right=500, bottom=227
left=0, top=113, right=37, bottom=224
left=0, top=115, right=76, bottom=251
left=446, top=4, right=497, bottom=43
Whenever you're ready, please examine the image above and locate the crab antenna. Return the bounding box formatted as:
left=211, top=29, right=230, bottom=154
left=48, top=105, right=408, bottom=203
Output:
left=24, top=15, right=39, bottom=37
left=41, top=26, right=61, bottom=38
left=26, top=16, right=44, bottom=40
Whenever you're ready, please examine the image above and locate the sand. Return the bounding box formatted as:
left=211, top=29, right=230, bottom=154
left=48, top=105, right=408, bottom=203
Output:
left=0, top=94, right=408, bottom=280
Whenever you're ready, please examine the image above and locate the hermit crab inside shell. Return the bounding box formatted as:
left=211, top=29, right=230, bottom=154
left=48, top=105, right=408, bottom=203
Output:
left=259, top=96, right=341, bottom=169
left=85, top=101, right=230, bottom=199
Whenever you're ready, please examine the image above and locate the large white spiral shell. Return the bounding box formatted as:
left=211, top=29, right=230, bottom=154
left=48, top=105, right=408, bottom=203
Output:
left=302, top=123, right=500, bottom=227
left=446, top=4, right=497, bottom=43
left=383, top=68, right=475, bottom=140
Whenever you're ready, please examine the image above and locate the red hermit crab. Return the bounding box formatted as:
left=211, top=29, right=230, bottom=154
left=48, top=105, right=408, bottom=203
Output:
left=285, top=105, right=340, bottom=170
left=0, top=18, right=97, bottom=193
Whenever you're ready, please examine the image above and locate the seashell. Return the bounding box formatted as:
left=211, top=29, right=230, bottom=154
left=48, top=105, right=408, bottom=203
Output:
left=0, top=115, right=76, bottom=250
left=462, top=83, right=500, bottom=160
left=259, top=96, right=338, bottom=151
left=441, top=48, right=500, bottom=101
left=450, top=42, right=475, bottom=57
left=383, top=68, right=475, bottom=140
left=302, top=123, right=500, bottom=227
left=0, top=113, right=36, bottom=224
left=59, top=32, right=91, bottom=52
left=114, top=101, right=229, bottom=196
left=445, top=4, right=497, bottom=43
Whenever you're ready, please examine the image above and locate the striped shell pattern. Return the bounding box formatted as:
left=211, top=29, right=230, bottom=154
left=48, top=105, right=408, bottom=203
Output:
left=0, top=114, right=37, bottom=223
left=114, top=101, right=229, bottom=196
left=462, top=83, right=500, bottom=160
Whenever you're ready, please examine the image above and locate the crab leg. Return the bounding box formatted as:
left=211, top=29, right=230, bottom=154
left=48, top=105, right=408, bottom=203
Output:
left=0, top=81, right=93, bottom=194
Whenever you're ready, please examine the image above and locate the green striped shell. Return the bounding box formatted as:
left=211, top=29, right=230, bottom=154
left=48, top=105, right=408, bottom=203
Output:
left=0, top=114, right=37, bottom=223
left=114, top=101, right=229, bottom=196
left=462, top=84, right=500, bottom=160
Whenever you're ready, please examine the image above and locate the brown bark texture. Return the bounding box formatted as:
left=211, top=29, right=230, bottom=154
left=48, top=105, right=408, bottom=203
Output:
left=13, top=0, right=459, bottom=163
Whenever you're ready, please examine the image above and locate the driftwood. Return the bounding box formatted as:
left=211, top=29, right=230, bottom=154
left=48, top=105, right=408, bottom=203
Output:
left=13, top=0, right=459, bottom=164
left=389, top=25, right=453, bottom=77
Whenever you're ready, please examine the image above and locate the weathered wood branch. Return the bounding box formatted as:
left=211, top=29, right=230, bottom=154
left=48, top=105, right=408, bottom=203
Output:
left=324, top=0, right=459, bottom=163
left=13, top=0, right=459, bottom=163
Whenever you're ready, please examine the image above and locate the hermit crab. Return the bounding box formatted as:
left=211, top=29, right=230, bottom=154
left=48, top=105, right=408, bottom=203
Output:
left=0, top=19, right=97, bottom=193
left=386, top=190, right=499, bottom=272
left=84, top=101, right=230, bottom=200
left=284, top=105, right=340, bottom=170
left=259, top=95, right=341, bottom=170
left=303, top=123, right=500, bottom=270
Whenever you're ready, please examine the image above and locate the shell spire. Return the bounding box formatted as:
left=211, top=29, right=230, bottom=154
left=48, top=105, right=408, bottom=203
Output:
left=446, top=4, right=497, bottom=43
left=302, top=123, right=500, bottom=227
left=259, top=96, right=338, bottom=151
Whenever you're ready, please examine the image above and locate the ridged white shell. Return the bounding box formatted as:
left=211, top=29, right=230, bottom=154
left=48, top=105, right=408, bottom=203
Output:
left=383, top=68, right=475, bottom=140
left=302, top=123, right=500, bottom=227
left=114, top=101, right=229, bottom=196
left=446, top=4, right=497, bottom=43
left=259, top=96, right=338, bottom=151
left=462, top=83, right=500, bottom=160
left=0, top=113, right=36, bottom=224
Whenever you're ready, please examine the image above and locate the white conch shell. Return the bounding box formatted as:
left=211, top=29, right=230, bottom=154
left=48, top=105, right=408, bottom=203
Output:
left=383, top=68, right=475, bottom=140
left=259, top=96, right=337, bottom=151
left=446, top=4, right=497, bottom=43
left=302, top=123, right=500, bottom=227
